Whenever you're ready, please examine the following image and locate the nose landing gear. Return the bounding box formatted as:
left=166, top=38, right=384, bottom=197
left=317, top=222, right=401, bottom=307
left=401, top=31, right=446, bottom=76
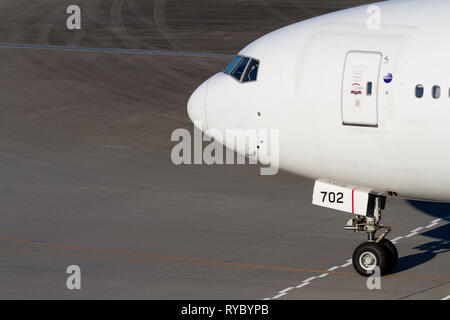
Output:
left=312, top=180, right=399, bottom=276
left=345, top=195, right=398, bottom=276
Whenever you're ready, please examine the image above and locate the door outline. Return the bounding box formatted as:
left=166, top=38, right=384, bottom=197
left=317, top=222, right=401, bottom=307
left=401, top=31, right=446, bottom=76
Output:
left=341, top=50, right=382, bottom=128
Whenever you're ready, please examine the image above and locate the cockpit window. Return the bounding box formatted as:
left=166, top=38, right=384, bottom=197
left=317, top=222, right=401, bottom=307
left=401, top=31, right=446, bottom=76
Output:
left=223, top=55, right=260, bottom=83
left=231, top=57, right=250, bottom=81
left=223, top=56, right=242, bottom=74
left=243, top=59, right=259, bottom=82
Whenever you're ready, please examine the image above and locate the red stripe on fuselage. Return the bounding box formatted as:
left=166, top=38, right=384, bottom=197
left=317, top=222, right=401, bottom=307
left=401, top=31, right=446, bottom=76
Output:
left=352, top=188, right=358, bottom=214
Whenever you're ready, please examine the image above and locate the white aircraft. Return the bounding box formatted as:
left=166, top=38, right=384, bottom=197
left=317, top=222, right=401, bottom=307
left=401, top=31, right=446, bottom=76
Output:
left=187, top=0, right=450, bottom=276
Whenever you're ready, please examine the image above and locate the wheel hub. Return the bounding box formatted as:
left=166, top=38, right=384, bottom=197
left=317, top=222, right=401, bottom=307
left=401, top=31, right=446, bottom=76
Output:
left=359, top=251, right=377, bottom=271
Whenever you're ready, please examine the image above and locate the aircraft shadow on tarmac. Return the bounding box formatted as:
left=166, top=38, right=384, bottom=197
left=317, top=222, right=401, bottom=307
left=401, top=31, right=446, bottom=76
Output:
left=408, top=200, right=450, bottom=219
left=390, top=200, right=450, bottom=274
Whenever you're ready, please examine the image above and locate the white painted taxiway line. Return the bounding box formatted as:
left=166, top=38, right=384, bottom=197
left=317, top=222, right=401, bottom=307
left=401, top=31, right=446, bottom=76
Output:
left=340, top=260, right=352, bottom=268
left=327, top=266, right=340, bottom=271
left=391, top=236, right=403, bottom=244
left=405, top=227, right=424, bottom=238
left=263, top=215, right=450, bottom=300
left=425, top=218, right=442, bottom=229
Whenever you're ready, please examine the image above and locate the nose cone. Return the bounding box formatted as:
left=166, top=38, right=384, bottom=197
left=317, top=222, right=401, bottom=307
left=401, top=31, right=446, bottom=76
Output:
left=187, top=81, right=208, bottom=131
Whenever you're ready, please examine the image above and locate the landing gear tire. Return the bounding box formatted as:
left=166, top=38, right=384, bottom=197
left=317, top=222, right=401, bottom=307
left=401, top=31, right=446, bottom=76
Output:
left=380, top=239, right=398, bottom=274
left=352, top=242, right=388, bottom=277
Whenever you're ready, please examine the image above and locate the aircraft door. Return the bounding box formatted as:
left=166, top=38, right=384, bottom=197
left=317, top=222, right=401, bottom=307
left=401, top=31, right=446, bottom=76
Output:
left=341, top=51, right=381, bottom=127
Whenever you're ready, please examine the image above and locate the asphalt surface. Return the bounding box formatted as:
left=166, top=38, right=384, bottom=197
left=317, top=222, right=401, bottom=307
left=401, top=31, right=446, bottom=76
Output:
left=0, top=0, right=448, bottom=299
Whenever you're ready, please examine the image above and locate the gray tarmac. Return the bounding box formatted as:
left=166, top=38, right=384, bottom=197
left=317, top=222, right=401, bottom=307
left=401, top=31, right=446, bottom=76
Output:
left=0, top=0, right=448, bottom=299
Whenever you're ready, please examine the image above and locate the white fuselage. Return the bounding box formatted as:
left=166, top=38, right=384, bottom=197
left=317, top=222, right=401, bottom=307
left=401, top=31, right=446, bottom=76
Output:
left=188, top=0, right=450, bottom=201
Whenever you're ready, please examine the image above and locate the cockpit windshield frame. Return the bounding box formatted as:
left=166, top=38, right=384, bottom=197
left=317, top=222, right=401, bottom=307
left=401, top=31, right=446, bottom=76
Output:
left=222, top=55, right=260, bottom=83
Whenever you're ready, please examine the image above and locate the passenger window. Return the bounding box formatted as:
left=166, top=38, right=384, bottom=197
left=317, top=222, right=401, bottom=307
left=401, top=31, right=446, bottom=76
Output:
left=366, top=82, right=372, bottom=96
left=223, top=56, right=242, bottom=74
left=231, top=57, right=249, bottom=81
left=432, top=85, right=441, bottom=99
left=243, top=59, right=259, bottom=82
left=415, top=84, right=424, bottom=98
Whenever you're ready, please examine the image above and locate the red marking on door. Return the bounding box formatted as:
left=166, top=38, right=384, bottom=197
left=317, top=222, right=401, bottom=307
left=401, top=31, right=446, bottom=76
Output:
left=352, top=188, right=358, bottom=214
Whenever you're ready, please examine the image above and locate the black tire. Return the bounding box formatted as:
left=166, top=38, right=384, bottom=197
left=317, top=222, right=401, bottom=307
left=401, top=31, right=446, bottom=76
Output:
left=380, top=239, right=398, bottom=274
left=352, top=242, right=388, bottom=277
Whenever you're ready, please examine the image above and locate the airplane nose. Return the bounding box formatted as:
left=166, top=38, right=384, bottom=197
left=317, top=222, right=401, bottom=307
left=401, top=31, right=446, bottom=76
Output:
left=187, top=80, right=208, bottom=131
